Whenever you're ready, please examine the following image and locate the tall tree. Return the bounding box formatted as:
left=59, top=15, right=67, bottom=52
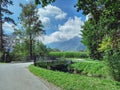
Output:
left=75, top=0, right=112, bottom=60
left=81, top=19, right=103, bottom=60
left=0, top=0, right=15, bottom=61
left=19, top=2, right=44, bottom=60
left=76, top=0, right=120, bottom=81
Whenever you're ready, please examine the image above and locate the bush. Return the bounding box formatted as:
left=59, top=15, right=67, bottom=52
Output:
left=10, top=53, right=29, bottom=62
left=48, top=52, right=89, bottom=58
left=107, top=51, right=120, bottom=81
left=69, top=61, right=109, bottom=78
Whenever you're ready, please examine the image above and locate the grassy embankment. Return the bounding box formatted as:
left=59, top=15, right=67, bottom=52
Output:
left=69, top=61, right=110, bottom=78
left=29, top=65, right=120, bottom=90
left=30, top=51, right=120, bottom=90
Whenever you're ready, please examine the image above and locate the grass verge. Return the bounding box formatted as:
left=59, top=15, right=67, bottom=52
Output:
left=29, top=65, right=120, bottom=90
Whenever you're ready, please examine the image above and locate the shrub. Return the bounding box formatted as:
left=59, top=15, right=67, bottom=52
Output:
left=36, top=61, right=48, bottom=68
left=69, top=61, right=109, bottom=78
left=107, top=51, right=120, bottom=81
left=10, top=53, right=29, bottom=62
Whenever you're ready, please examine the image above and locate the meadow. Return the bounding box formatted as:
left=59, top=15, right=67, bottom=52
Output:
left=48, top=52, right=89, bottom=58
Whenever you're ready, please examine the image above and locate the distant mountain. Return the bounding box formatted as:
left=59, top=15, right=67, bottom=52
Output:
left=47, top=36, right=86, bottom=51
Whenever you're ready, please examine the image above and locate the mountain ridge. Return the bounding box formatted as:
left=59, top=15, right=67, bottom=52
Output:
left=47, top=36, right=86, bottom=51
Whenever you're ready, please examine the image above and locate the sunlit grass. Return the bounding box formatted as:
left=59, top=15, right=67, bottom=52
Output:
left=69, top=61, right=110, bottom=78
left=29, top=65, right=120, bottom=90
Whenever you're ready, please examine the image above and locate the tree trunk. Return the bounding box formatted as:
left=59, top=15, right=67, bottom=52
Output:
left=0, top=2, right=3, bottom=51
left=29, top=32, right=32, bottom=61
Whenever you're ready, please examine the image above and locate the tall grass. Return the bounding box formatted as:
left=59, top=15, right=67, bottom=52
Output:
left=69, top=61, right=110, bottom=78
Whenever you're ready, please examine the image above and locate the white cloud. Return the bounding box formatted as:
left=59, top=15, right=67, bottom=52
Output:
left=55, top=12, right=67, bottom=20
left=3, top=22, right=15, bottom=34
left=40, top=17, right=50, bottom=27
left=39, top=16, right=84, bottom=44
left=38, top=5, right=67, bottom=28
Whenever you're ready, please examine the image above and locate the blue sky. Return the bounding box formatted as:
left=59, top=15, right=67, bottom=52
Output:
left=3, top=0, right=87, bottom=44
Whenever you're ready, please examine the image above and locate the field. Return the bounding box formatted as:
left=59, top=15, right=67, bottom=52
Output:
left=48, top=52, right=89, bottom=58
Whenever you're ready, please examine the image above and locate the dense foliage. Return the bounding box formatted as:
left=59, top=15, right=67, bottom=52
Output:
left=75, top=0, right=120, bottom=81
left=11, top=41, right=48, bottom=61
left=107, top=52, right=120, bottom=81
left=81, top=20, right=103, bottom=60
left=75, top=0, right=120, bottom=58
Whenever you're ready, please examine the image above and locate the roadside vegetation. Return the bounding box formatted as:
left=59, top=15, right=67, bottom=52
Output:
left=29, top=65, right=120, bottom=90
left=69, top=61, right=110, bottom=78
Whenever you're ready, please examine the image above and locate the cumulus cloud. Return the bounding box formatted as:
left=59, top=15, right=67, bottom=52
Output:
left=40, top=16, right=84, bottom=44
left=3, top=22, right=15, bottom=34
left=38, top=5, right=67, bottom=27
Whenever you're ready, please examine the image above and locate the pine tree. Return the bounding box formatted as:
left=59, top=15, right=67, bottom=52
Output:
left=19, top=2, right=44, bottom=61
left=0, top=0, right=15, bottom=61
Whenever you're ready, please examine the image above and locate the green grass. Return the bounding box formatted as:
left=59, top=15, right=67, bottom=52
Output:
left=66, top=58, right=101, bottom=61
left=69, top=61, right=110, bottom=78
left=48, top=52, right=89, bottom=58
left=29, top=65, right=120, bottom=90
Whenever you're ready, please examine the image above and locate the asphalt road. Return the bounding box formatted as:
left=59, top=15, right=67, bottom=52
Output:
left=0, top=62, right=60, bottom=90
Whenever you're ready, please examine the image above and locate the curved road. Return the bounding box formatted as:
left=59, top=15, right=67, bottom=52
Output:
left=0, top=62, right=60, bottom=90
